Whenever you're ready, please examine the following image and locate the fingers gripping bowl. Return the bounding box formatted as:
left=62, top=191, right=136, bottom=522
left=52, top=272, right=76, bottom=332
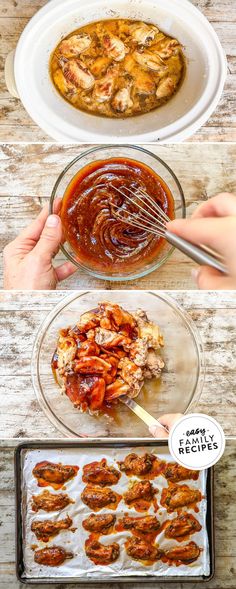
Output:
left=31, top=291, right=205, bottom=438
left=50, top=145, right=186, bottom=281
left=10, top=0, right=226, bottom=141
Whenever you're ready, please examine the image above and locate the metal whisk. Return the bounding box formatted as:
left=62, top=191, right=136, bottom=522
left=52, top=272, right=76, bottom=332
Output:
left=111, top=184, right=228, bottom=275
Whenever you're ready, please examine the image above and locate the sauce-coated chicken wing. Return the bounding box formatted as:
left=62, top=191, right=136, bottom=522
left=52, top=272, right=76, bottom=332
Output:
left=31, top=490, right=73, bottom=513
left=125, top=537, right=160, bottom=562
left=161, top=484, right=202, bottom=513
left=85, top=537, right=120, bottom=565
left=164, top=513, right=202, bottom=541
left=34, top=546, right=73, bottom=567
left=164, top=541, right=201, bottom=565
left=31, top=516, right=73, bottom=542
left=81, top=485, right=121, bottom=510
left=32, top=461, right=79, bottom=489
left=118, top=452, right=158, bottom=476
left=164, top=463, right=199, bottom=483
left=124, top=480, right=157, bottom=511
left=82, top=459, right=121, bottom=486
left=82, top=513, right=116, bottom=534
left=120, top=515, right=160, bottom=533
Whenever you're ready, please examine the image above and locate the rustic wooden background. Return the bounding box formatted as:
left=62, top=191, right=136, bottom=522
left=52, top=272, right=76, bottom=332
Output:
left=1, top=142, right=236, bottom=291
left=0, top=0, right=235, bottom=142
left=0, top=439, right=235, bottom=589
left=0, top=290, right=235, bottom=438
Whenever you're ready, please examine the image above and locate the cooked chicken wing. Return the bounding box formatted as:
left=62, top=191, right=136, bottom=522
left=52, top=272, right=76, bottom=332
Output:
left=82, top=513, right=116, bottom=533
left=164, top=541, right=201, bottom=565
left=77, top=310, right=101, bottom=332
left=58, top=33, right=91, bottom=57
left=111, top=86, right=133, bottom=112
left=74, top=355, right=112, bottom=375
left=129, top=338, right=149, bottom=366
left=60, top=58, right=95, bottom=90
left=81, top=485, right=121, bottom=510
left=155, top=38, right=180, bottom=59
left=94, top=328, right=131, bottom=349
left=118, top=452, right=156, bottom=476
left=165, top=514, right=202, bottom=540
left=124, top=480, right=156, bottom=505
left=143, top=349, right=165, bottom=379
left=32, top=461, right=79, bottom=489
left=65, top=374, right=106, bottom=412
left=164, top=463, right=199, bottom=483
left=85, top=537, right=120, bottom=565
left=57, top=334, right=77, bottom=370
left=133, top=50, right=168, bottom=73
left=156, top=76, right=176, bottom=100
left=31, top=490, right=73, bottom=513
left=120, top=515, right=160, bottom=533
left=93, top=66, right=118, bottom=103
left=82, top=459, right=121, bottom=486
left=161, top=484, right=202, bottom=512
left=118, top=357, right=143, bottom=395
left=105, top=377, right=130, bottom=401
left=134, top=310, right=164, bottom=348
left=31, top=516, right=73, bottom=543
left=34, top=546, right=73, bottom=567
left=130, top=22, right=158, bottom=46
left=103, top=32, right=126, bottom=61
left=126, top=537, right=160, bottom=561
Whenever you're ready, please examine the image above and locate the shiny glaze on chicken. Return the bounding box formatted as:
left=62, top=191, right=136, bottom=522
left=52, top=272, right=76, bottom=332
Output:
left=50, top=19, right=185, bottom=118
left=125, top=536, right=160, bottom=562
left=164, top=463, right=199, bottom=483
left=31, top=515, right=73, bottom=542
left=164, top=513, right=202, bottom=541
left=31, top=489, right=73, bottom=513
left=52, top=302, right=164, bottom=414
left=34, top=546, right=73, bottom=567
left=118, top=452, right=165, bottom=478
left=82, top=513, right=116, bottom=534
left=124, top=480, right=157, bottom=512
left=162, top=541, right=201, bottom=566
left=160, top=483, right=202, bottom=513
left=81, top=484, right=121, bottom=510
left=32, top=461, right=79, bottom=489
left=85, top=536, right=120, bottom=565
left=82, top=459, right=121, bottom=486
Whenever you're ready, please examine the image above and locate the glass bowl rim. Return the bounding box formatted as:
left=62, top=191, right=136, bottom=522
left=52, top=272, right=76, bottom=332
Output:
left=31, top=290, right=205, bottom=439
left=50, top=144, right=186, bottom=281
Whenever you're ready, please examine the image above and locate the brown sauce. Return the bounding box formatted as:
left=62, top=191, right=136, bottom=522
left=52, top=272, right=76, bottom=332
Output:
left=60, top=157, right=174, bottom=274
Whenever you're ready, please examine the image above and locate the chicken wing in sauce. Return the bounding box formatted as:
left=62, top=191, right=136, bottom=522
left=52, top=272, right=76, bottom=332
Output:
left=161, top=484, right=202, bottom=512
left=164, top=541, right=201, bottom=565
left=125, top=537, right=160, bottom=562
left=118, top=452, right=156, bottom=476
left=32, top=461, right=79, bottom=489
left=124, top=480, right=156, bottom=506
left=165, top=514, right=202, bottom=540
left=82, top=459, right=120, bottom=486
left=31, top=516, right=73, bottom=543
left=34, top=546, right=73, bottom=567
left=82, top=513, right=116, bottom=534
left=120, top=515, right=160, bottom=533
left=81, top=485, right=121, bottom=510
left=85, top=537, right=120, bottom=565
left=164, top=463, right=199, bottom=483
left=31, top=490, right=73, bottom=513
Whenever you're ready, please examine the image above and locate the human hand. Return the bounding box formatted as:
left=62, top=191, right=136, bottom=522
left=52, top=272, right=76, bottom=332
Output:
left=149, top=413, right=183, bottom=439
left=166, top=192, right=236, bottom=289
left=3, top=200, right=77, bottom=290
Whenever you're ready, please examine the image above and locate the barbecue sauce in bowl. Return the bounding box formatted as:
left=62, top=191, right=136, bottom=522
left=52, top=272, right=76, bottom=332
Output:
left=60, top=157, right=175, bottom=275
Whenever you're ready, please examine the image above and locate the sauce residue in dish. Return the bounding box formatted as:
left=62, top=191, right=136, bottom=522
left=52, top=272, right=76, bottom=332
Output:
left=60, top=157, right=175, bottom=275
left=50, top=19, right=185, bottom=118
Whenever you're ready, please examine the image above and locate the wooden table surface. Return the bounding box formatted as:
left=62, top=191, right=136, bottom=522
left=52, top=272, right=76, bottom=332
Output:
left=0, top=438, right=235, bottom=589
left=0, top=289, right=235, bottom=438
left=1, top=142, right=236, bottom=291
left=0, top=0, right=236, bottom=142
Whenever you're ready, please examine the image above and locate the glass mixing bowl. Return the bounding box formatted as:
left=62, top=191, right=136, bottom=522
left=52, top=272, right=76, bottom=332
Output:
left=31, top=291, right=205, bottom=438
left=50, top=145, right=185, bottom=281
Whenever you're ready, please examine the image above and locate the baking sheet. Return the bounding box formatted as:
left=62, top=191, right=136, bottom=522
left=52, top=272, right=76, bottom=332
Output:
left=21, top=445, right=210, bottom=579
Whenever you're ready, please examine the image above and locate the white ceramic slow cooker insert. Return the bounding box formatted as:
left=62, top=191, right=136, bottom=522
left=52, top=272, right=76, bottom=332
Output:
left=11, top=0, right=227, bottom=142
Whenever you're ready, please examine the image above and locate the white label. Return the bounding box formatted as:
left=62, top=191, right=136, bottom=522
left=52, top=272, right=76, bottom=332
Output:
left=168, top=413, right=225, bottom=470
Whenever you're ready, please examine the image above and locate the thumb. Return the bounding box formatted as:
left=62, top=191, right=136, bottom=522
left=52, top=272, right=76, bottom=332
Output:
left=193, top=266, right=236, bottom=290
left=33, top=214, right=62, bottom=262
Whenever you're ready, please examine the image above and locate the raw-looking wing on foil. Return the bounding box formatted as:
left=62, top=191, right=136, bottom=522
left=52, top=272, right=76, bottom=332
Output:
left=51, top=301, right=165, bottom=414
left=60, top=158, right=175, bottom=274
left=50, top=19, right=185, bottom=118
